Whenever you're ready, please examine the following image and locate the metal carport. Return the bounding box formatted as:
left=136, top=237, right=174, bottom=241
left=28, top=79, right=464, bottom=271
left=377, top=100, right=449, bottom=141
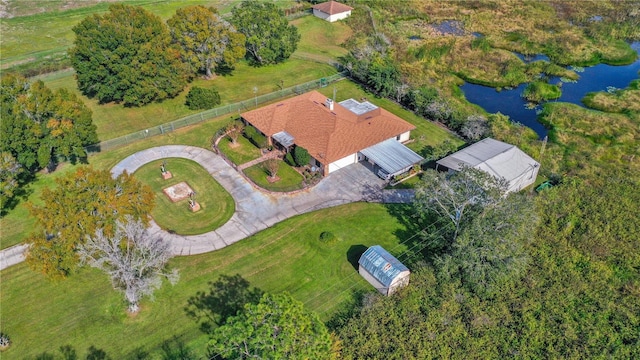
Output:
left=360, top=139, right=423, bottom=179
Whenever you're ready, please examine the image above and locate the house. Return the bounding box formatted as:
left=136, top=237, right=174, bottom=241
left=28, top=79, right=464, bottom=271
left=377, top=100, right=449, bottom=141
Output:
left=240, top=90, right=423, bottom=179
left=436, top=137, right=540, bottom=193
left=312, top=1, right=353, bottom=22
left=358, top=245, right=410, bottom=296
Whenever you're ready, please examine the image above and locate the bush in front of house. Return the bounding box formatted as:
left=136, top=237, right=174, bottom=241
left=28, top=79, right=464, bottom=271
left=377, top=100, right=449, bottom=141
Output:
left=244, top=125, right=268, bottom=148
left=319, top=231, right=338, bottom=245
left=185, top=87, right=221, bottom=110
left=285, top=152, right=295, bottom=166
left=293, top=146, right=310, bottom=167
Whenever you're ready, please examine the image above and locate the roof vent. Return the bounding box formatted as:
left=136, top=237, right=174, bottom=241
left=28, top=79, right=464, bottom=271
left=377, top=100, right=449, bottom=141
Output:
left=325, top=98, right=334, bottom=111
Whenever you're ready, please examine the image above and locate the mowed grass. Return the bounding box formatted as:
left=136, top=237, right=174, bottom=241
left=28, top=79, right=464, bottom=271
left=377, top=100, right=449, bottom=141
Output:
left=291, top=14, right=352, bottom=63
left=244, top=160, right=305, bottom=192
left=134, top=158, right=234, bottom=235
left=0, top=202, right=410, bottom=359
left=217, top=135, right=262, bottom=166
left=0, top=79, right=462, bottom=250
left=0, top=0, right=220, bottom=64
left=40, top=59, right=338, bottom=141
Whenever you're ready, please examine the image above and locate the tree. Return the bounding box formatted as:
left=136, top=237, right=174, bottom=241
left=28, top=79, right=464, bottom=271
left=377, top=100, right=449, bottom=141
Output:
left=26, top=167, right=155, bottom=279
left=436, top=193, right=536, bottom=297
left=209, top=292, right=332, bottom=359
left=185, top=87, right=221, bottom=110
left=78, top=218, right=178, bottom=313
left=70, top=4, right=190, bottom=106
left=415, top=167, right=508, bottom=244
left=225, top=121, right=244, bottom=145
left=167, top=5, right=246, bottom=78
left=461, top=114, right=490, bottom=141
left=0, top=152, right=22, bottom=211
left=263, top=158, right=280, bottom=179
left=0, top=74, right=98, bottom=172
left=231, top=1, right=301, bottom=66
left=293, top=146, right=310, bottom=167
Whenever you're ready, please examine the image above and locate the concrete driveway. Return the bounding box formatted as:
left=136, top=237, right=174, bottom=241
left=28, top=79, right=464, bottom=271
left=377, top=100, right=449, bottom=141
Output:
left=1, top=145, right=414, bottom=270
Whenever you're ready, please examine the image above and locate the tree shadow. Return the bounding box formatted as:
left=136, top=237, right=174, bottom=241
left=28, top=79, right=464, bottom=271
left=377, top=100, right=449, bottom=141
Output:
left=384, top=203, right=446, bottom=265
left=159, top=336, right=193, bottom=360
left=33, top=345, right=111, bottom=360
left=347, top=244, right=367, bottom=270
left=185, top=273, right=263, bottom=333
left=214, top=63, right=235, bottom=76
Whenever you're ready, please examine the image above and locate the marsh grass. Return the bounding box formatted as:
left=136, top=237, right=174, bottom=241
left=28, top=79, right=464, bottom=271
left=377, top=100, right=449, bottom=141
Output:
left=522, top=81, right=562, bottom=103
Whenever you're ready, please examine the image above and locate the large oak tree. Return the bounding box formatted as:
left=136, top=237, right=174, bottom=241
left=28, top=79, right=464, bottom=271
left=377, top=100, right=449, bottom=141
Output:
left=0, top=74, right=98, bottom=172
left=70, top=4, right=189, bottom=107
left=231, top=1, right=300, bottom=66
left=167, top=5, right=246, bottom=78
left=209, top=292, right=333, bottom=359
left=26, top=167, right=154, bottom=279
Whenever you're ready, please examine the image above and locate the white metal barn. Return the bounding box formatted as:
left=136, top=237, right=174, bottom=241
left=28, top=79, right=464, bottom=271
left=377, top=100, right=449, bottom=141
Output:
left=436, top=137, right=540, bottom=193
left=358, top=245, right=410, bottom=296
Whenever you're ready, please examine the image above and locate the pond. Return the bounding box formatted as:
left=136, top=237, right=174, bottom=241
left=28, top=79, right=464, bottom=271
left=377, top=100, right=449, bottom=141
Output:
left=460, top=42, right=640, bottom=138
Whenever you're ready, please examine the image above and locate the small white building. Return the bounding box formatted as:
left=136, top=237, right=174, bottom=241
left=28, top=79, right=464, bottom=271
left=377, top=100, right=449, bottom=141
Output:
left=358, top=245, right=410, bottom=296
left=436, top=138, right=540, bottom=193
left=312, top=1, right=353, bottom=23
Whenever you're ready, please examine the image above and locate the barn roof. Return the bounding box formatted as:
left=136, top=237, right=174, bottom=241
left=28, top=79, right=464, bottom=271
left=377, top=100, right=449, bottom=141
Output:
left=358, top=245, right=409, bottom=287
left=312, top=1, right=353, bottom=15
left=436, top=138, right=539, bottom=184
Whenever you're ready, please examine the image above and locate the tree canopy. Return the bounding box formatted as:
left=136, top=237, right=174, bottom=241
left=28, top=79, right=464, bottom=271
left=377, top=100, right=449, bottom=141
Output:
left=231, top=1, right=300, bottom=66
left=167, top=5, right=246, bottom=78
left=0, top=74, right=97, bottom=172
left=209, top=292, right=332, bottom=359
left=78, top=218, right=178, bottom=313
left=26, top=167, right=155, bottom=279
left=70, top=4, right=190, bottom=106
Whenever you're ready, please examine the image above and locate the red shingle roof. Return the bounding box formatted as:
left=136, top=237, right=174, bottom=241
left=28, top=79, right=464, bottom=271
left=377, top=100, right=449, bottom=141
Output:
left=311, top=1, right=353, bottom=15
left=241, top=91, right=415, bottom=165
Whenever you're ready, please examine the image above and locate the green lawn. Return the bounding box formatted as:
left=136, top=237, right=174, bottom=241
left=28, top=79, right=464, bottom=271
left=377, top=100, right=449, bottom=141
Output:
left=40, top=59, right=338, bottom=141
left=217, top=135, right=262, bottom=166
left=0, top=202, right=411, bottom=359
left=0, top=0, right=219, bottom=65
left=134, top=158, right=234, bottom=235
left=291, top=14, right=352, bottom=63
left=244, top=160, right=305, bottom=192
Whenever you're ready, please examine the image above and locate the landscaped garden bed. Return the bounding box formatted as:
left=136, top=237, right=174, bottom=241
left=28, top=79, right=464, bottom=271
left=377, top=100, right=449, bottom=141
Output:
left=217, top=134, right=262, bottom=165
left=243, top=160, right=305, bottom=192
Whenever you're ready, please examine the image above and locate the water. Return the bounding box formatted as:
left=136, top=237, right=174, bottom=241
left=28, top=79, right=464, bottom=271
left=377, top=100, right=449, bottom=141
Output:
left=432, top=20, right=465, bottom=36
left=461, top=42, right=640, bottom=138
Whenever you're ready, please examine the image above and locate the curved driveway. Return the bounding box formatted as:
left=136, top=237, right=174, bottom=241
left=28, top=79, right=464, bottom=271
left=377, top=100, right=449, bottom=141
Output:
left=1, top=145, right=414, bottom=270
left=111, top=145, right=414, bottom=256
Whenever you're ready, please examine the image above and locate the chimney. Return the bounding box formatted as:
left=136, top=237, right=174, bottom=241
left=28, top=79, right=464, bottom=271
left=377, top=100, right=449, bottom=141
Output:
left=325, top=98, right=334, bottom=111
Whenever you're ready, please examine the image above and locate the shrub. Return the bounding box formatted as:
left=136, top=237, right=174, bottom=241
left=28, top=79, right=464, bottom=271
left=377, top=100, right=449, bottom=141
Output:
left=185, top=87, right=221, bottom=110
left=243, top=125, right=267, bottom=149
left=0, top=332, right=10, bottom=349
left=293, top=146, right=311, bottom=167
left=319, top=231, right=338, bottom=245
left=285, top=152, right=295, bottom=166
